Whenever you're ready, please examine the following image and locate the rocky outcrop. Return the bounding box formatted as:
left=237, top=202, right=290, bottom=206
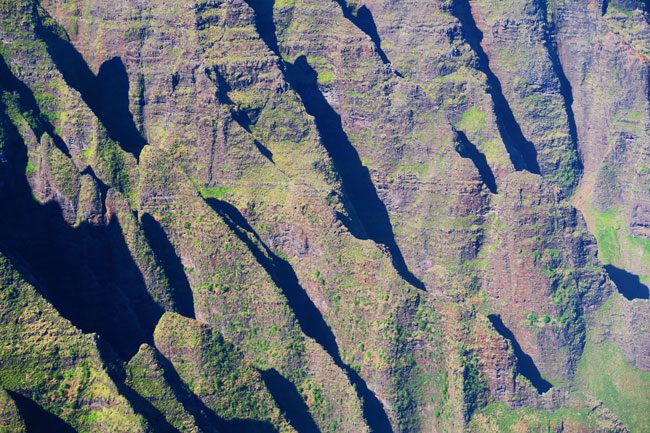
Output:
left=0, top=0, right=647, bottom=432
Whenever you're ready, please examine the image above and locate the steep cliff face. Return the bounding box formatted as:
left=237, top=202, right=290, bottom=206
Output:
left=0, top=0, right=648, bottom=432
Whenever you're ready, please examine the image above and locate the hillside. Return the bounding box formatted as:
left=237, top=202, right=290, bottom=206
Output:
left=0, top=0, right=648, bottom=432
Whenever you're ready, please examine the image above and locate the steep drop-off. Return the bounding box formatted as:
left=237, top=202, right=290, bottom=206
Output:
left=0, top=0, right=648, bottom=432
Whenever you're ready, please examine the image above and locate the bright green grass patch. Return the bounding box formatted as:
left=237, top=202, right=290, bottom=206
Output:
left=576, top=339, right=650, bottom=433
left=25, top=159, right=36, bottom=176
left=588, top=206, right=650, bottom=271
left=275, top=0, right=295, bottom=8
left=317, top=70, right=336, bottom=85
left=198, top=186, right=230, bottom=200
left=470, top=401, right=596, bottom=432
left=608, top=4, right=634, bottom=18
left=457, top=107, right=486, bottom=133
left=395, top=162, right=430, bottom=177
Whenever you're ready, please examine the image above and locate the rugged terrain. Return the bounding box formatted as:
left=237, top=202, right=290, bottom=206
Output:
left=0, top=0, right=648, bottom=432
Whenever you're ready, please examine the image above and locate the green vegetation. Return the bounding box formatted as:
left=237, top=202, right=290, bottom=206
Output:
left=24, top=159, right=36, bottom=176
left=0, top=389, right=25, bottom=433
left=198, top=185, right=230, bottom=199
left=153, top=312, right=290, bottom=430
left=587, top=206, right=650, bottom=281
left=576, top=302, right=650, bottom=433
left=457, top=107, right=487, bottom=133
left=0, top=254, right=146, bottom=432
left=317, top=70, right=336, bottom=85
left=470, top=401, right=606, bottom=432
left=126, top=345, right=198, bottom=432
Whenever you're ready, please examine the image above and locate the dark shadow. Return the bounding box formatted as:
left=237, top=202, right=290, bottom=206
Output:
left=205, top=198, right=394, bottom=433
left=222, top=419, right=278, bottom=433
left=0, top=97, right=163, bottom=360
left=605, top=265, right=650, bottom=301
left=254, top=140, right=274, bottom=162
left=260, top=369, right=321, bottom=433
left=221, top=4, right=423, bottom=290
left=7, top=390, right=79, bottom=433
left=95, top=341, right=183, bottom=433
left=487, top=315, right=553, bottom=393
left=35, top=14, right=146, bottom=160
left=540, top=1, right=582, bottom=180
left=80, top=165, right=109, bottom=216
left=243, top=0, right=281, bottom=57
left=204, top=67, right=274, bottom=164
left=333, top=2, right=391, bottom=65
left=205, top=67, right=254, bottom=132
left=0, top=55, right=70, bottom=156
left=141, top=213, right=196, bottom=319
left=451, top=0, right=541, bottom=174
left=454, top=129, right=497, bottom=194
left=601, top=0, right=609, bottom=15
left=138, top=345, right=276, bottom=433
left=284, top=56, right=425, bottom=291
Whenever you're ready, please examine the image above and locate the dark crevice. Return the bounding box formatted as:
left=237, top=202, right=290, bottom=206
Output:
left=454, top=129, right=497, bottom=194
left=204, top=66, right=276, bottom=164
left=254, top=139, right=274, bottom=162
left=451, top=0, right=541, bottom=174
left=0, top=98, right=163, bottom=360
left=80, top=165, right=109, bottom=217
left=332, top=1, right=391, bottom=65
left=130, top=345, right=276, bottom=433
left=96, top=342, right=183, bottom=433
left=604, top=264, right=650, bottom=300
left=487, top=315, right=553, bottom=394
left=260, top=369, right=321, bottom=433
left=35, top=13, right=146, bottom=160
left=233, top=0, right=424, bottom=291
left=205, top=67, right=254, bottom=133
left=153, top=351, right=272, bottom=433
left=141, top=213, right=196, bottom=319
left=284, top=56, right=425, bottom=291
left=0, top=55, right=70, bottom=157
left=244, top=0, right=281, bottom=57
left=540, top=1, right=582, bottom=174
left=601, top=0, right=610, bottom=15
left=7, top=390, right=79, bottom=433
left=205, top=198, right=394, bottom=433
left=171, top=72, right=180, bottom=93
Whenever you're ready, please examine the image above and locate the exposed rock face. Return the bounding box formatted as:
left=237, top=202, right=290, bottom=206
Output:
left=0, top=0, right=648, bottom=432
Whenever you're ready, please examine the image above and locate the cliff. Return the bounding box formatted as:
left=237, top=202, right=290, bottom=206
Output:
left=0, top=0, right=648, bottom=432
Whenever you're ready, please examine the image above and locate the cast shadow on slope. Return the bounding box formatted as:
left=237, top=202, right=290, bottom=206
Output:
left=0, top=88, right=272, bottom=433
left=35, top=13, right=146, bottom=160
left=487, top=315, right=553, bottom=394
left=7, top=390, right=79, bottom=433
left=260, top=369, right=320, bottom=433
left=540, top=1, right=582, bottom=178
left=0, top=56, right=70, bottom=157
left=332, top=1, right=392, bottom=66
left=0, top=95, right=161, bottom=361
left=96, top=341, right=183, bottom=433
left=285, top=56, right=426, bottom=291
left=451, top=0, right=541, bottom=175
left=601, top=0, right=609, bottom=15
left=104, top=341, right=278, bottom=433
left=243, top=0, right=423, bottom=291
left=141, top=213, right=196, bottom=319
left=151, top=347, right=277, bottom=433
left=204, top=67, right=274, bottom=162
left=604, top=265, right=649, bottom=301
left=205, top=198, right=394, bottom=433
left=454, top=129, right=497, bottom=193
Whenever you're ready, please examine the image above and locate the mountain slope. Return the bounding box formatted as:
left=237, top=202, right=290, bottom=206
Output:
left=0, top=0, right=648, bottom=432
